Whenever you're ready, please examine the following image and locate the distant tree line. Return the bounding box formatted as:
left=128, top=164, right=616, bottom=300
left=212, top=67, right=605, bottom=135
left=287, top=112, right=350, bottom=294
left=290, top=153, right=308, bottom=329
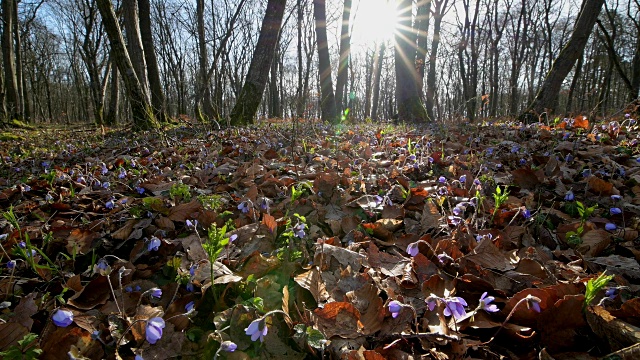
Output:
left=0, top=0, right=638, bottom=128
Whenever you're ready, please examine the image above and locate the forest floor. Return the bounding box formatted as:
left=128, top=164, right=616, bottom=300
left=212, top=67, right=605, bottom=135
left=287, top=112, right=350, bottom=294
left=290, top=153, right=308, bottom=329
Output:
left=0, top=117, right=640, bottom=360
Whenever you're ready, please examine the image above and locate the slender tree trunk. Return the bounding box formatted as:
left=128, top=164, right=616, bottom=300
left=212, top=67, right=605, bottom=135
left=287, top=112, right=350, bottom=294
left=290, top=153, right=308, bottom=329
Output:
left=13, top=1, right=24, bottom=121
left=195, top=0, right=214, bottom=121
left=0, top=41, right=6, bottom=121
left=335, top=0, right=352, bottom=115
left=395, top=0, right=428, bottom=122
left=229, top=0, right=286, bottom=125
left=295, top=0, right=305, bottom=118
left=415, top=0, right=432, bottom=94
left=122, top=0, right=150, bottom=101
left=364, top=47, right=374, bottom=118
left=105, top=52, right=120, bottom=125
left=525, top=0, right=605, bottom=116
left=312, top=0, right=337, bottom=123
left=96, top=0, right=157, bottom=130
left=268, top=48, right=282, bottom=118
left=139, top=0, right=167, bottom=122
left=425, top=0, right=448, bottom=121
left=371, top=43, right=385, bottom=120
left=3, top=0, right=19, bottom=121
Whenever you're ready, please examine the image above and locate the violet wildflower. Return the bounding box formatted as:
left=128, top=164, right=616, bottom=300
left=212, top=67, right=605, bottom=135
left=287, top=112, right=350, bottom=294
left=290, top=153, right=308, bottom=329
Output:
left=135, top=355, right=143, bottom=360
left=605, top=288, right=618, bottom=299
left=135, top=185, right=145, bottom=194
left=148, top=237, right=161, bottom=252
left=473, top=178, right=481, bottom=186
left=426, top=294, right=439, bottom=311
left=150, top=288, right=162, bottom=299
left=18, top=241, right=26, bottom=249
left=190, top=264, right=197, bottom=277
left=229, top=234, right=238, bottom=243
left=610, top=207, right=622, bottom=215
left=186, top=219, right=198, bottom=230
left=260, top=198, right=269, bottom=211
left=564, top=191, right=574, bottom=201
left=101, top=163, right=108, bottom=175
left=102, top=182, right=110, bottom=189
left=438, top=176, right=446, bottom=184
left=7, top=260, right=16, bottom=269
left=245, top=318, right=268, bottom=342
left=220, top=341, right=237, bottom=352
left=442, top=297, right=468, bottom=320
left=525, top=294, right=541, bottom=313
left=135, top=285, right=142, bottom=292
left=52, top=309, right=74, bottom=327
left=118, top=168, right=126, bottom=179
left=611, top=195, right=622, bottom=202
left=185, top=301, right=195, bottom=313
left=125, top=286, right=133, bottom=293
left=105, top=199, right=115, bottom=210
left=479, top=292, right=499, bottom=313
left=605, top=223, right=617, bottom=231
left=293, top=223, right=306, bottom=238
left=452, top=206, right=463, bottom=216
left=238, top=201, right=249, bottom=214
left=406, top=242, right=419, bottom=257
left=146, top=317, right=165, bottom=344
left=459, top=175, right=467, bottom=184
left=388, top=300, right=402, bottom=318
left=522, top=208, right=531, bottom=219
left=582, top=169, right=592, bottom=177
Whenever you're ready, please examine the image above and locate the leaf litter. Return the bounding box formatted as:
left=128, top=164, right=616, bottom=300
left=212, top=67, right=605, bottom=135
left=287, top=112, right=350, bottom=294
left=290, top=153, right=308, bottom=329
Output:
left=0, top=118, right=639, bottom=359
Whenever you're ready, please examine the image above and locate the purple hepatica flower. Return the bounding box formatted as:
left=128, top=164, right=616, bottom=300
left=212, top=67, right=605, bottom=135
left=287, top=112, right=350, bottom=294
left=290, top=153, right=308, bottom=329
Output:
left=105, top=199, right=115, bottom=210
left=135, top=285, right=142, bottom=292
left=427, top=156, right=434, bottom=163
left=238, top=201, right=249, bottom=214
left=442, top=297, right=468, bottom=320
left=565, top=154, right=574, bottom=163
left=437, top=253, right=453, bottom=264
left=388, top=300, right=403, bottom=318
left=473, top=178, right=481, bottom=186
left=229, top=234, right=238, bottom=243
left=605, top=288, right=618, bottom=299
left=452, top=206, right=463, bottom=216
left=459, top=175, right=467, bottom=184
left=406, top=242, right=419, bottom=257
left=479, top=292, right=499, bottom=313
left=186, top=219, right=198, bottom=230
left=519, top=158, right=526, bottom=166
left=150, top=288, right=162, bottom=299
left=582, top=169, right=592, bottom=177
left=190, top=264, right=197, bottom=277
left=146, top=317, right=165, bottom=344
left=18, top=241, right=26, bottom=249
left=293, top=223, right=306, bottom=238
left=185, top=301, right=195, bottom=313
left=525, top=294, right=541, bottom=313
left=7, top=260, right=16, bottom=269
left=118, top=168, right=126, bottom=179
left=148, top=236, right=161, bottom=251
left=611, top=195, right=622, bottom=202
left=260, top=198, right=269, bottom=211
left=52, top=309, right=74, bottom=327
left=125, top=286, right=133, bottom=293
left=610, top=207, right=622, bottom=215
left=135, top=186, right=145, bottom=194
left=447, top=216, right=462, bottom=226
left=522, top=208, right=531, bottom=219
left=605, top=223, right=617, bottom=231
left=101, top=163, right=108, bottom=175
left=618, top=168, right=626, bottom=177
left=487, top=148, right=494, bottom=155
left=135, top=355, right=144, bottom=360
left=220, top=341, right=237, bottom=352
left=564, top=191, right=575, bottom=201
left=186, top=283, right=195, bottom=292
left=426, top=294, right=439, bottom=311
left=511, top=145, right=520, bottom=153
left=245, top=318, right=268, bottom=342
left=438, top=176, right=446, bottom=184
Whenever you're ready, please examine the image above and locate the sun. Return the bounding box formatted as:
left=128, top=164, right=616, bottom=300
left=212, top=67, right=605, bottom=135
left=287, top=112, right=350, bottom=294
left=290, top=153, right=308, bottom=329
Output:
left=351, top=0, right=397, bottom=47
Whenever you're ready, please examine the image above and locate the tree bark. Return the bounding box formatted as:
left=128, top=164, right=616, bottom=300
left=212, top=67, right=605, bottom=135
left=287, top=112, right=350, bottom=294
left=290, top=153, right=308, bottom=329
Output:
left=425, top=0, right=449, bottom=121
left=525, top=0, right=605, bottom=116
left=229, top=0, right=286, bottom=125
left=395, top=0, right=429, bottom=122
left=96, top=0, right=157, bottom=130
left=312, top=0, right=337, bottom=123
left=105, top=49, right=119, bottom=125
left=371, top=43, right=385, bottom=120
left=138, top=0, right=167, bottom=123
left=415, top=0, right=432, bottom=94
left=195, top=0, right=214, bottom=121
left=2, top=0, right=19, bottom=121
left=335, top=0, right=351, bottom=115
left=122, top=0, right=149, bottom=102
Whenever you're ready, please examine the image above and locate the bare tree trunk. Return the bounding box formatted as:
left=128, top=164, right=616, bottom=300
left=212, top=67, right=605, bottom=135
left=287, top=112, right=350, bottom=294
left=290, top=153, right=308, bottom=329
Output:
left=13, top=1, right=25, bottom=121
left=122, top=0, right=149, bottom=101
left=425, top=0, right=449, bottom=121
left=312, top=0, right=337, bottom=123
left=2, top=0, right=19, bottom=121
left=565, top=51, right=583, bottom=114
left=96, top=0, right=157, bottom=130
left=364, top=47, right=374, bottom=118
left=395, top=0, right=428, bottom=122
left=229, top=0, right=286, bottom=125
left=0, top=38, right=5, bottom=121
left=415, top=0, right=432, bottom=94
left=295, top=0, right=304, bottom=118
left=335, top=0, right=351, bottom=115
left=525, top=0, right=605, bottom=116
left=195, top=0, right=214, bottom=121
left=139, top=0, right=167, bottom=122
left=105, top=49, right=120, bottom=125
left=371, top=43, right=385, bottom=120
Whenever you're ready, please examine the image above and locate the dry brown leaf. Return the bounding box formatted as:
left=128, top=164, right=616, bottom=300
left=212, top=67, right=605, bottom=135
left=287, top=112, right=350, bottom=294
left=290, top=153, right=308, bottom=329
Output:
left=313, top=302, right=363, bottom=339
left=66, top=228, right=97, bottom=255
left=294, top=268, right=331, bottom=303
left=168, top=199, right=202, bottom=222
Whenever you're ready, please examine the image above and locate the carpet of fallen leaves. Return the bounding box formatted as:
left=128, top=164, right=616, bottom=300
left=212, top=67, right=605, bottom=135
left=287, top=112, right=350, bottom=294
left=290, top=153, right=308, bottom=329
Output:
left=1, top=118, right=640, bottom=360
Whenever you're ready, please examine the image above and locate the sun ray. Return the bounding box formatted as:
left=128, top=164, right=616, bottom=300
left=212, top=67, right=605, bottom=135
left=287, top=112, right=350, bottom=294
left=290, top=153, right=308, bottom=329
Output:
left=351, top=0, right=398, bottom=46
